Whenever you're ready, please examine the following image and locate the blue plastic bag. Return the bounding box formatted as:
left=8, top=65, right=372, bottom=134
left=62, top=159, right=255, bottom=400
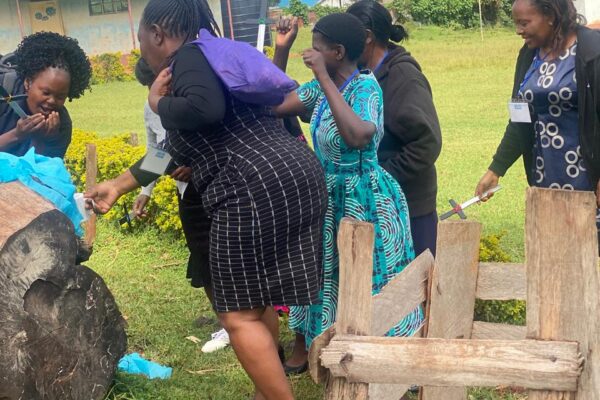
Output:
left=118, top=353, right=172, bottom=379
left=193, top=29, right=297, bottom=106
left=0, top=149, right=84, bottom=236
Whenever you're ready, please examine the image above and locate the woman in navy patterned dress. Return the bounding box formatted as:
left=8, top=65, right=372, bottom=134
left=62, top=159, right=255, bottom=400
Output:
left=85, top=1, right=327, bottom=399
left=475, top=0, right=600, bottom=246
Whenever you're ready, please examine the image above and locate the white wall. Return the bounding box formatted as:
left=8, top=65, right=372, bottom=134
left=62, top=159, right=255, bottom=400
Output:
left=574, top=0, right=600, bottom=23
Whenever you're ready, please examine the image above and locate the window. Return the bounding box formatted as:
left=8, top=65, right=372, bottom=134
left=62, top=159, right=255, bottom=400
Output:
left=89, top=0, right=128, bottom=16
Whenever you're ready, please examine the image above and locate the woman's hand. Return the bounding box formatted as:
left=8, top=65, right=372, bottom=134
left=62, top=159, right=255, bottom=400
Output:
left=41, top=111, right=61, bottom=138
left=149, top=68, right=172, bottom=113
left=475, top=170, right=500, bottom=201
left=133, top=194, right=150, bottom=218
left=275, top=17, right=299, bottom=50
left=171, top=166, right=192, bottom=182
left=84, top=180, right=123, bottom=214
left=302, top=49, right=328, bottom=80
left=15, top=114, right=46, bottom=137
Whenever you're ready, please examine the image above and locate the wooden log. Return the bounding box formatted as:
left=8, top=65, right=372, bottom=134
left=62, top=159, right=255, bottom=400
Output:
left=320, top=336, right=582, bottom=391
left=324, top=218, right=374, bottom=400
left=526, top=188, right=600, bottom=400
left=476, top=262, right=526, bottom=300
left=422, top=220, right=481, bottom=400
left=0, top=182, right=127, bottom=400
left=471, top=321, right=527, bottom=340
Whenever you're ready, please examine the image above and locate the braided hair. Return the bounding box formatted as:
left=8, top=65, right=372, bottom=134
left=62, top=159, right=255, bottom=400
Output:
left=347, top=0, right=409, bottom=44
left=527, top=0, right=585, bottom=54
left=141, top=0, right=221, bottom=41
left=14, top=32, right=91, bottom=101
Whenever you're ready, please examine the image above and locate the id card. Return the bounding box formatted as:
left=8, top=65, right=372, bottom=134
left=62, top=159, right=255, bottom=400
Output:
left=140, top=147, right=172, bottom=175
left=508, top=101, right=532, bottom=123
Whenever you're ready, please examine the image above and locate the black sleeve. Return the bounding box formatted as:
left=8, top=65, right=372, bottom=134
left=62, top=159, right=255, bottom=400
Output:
left=379, top=66, right=442, bottom=182
left=488, top=48, right=533, bottom=176
left=129, top=156, right=161, bottom=187
left=157, top=45, right=227, bottom=131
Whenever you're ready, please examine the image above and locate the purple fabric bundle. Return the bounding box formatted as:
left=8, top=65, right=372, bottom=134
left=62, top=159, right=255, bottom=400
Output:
left=193, top=29, right=297, bottom=106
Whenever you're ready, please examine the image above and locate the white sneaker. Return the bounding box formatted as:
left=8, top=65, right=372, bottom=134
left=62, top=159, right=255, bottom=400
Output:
left=201, top=328, right=230, bottom=353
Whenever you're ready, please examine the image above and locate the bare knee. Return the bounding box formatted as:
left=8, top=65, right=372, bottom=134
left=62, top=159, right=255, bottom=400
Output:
left=219, top=308, right=265, bottom=333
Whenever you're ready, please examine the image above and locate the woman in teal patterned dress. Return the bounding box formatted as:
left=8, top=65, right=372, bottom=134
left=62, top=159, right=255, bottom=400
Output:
left=273, top=13, right=423, bottom=372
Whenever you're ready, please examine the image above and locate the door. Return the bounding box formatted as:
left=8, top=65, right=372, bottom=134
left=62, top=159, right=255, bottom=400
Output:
left=29, top=0, right=65, bottom=35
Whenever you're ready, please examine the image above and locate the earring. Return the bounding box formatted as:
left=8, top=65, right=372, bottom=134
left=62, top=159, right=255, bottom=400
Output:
left=549, top=22, right=553, bottom=25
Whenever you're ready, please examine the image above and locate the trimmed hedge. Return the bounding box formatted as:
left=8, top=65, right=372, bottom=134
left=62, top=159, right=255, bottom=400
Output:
left=65, top=129, right=181, bottom=234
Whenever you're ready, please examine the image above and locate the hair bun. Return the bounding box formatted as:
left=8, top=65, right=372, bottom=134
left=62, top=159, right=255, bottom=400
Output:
left=390, top=24, right=408, bottom=42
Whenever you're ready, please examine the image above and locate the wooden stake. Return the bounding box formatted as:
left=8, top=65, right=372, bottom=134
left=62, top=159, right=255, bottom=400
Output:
left=421, top=220, right=481, bottom=400
left=526, top=187, right=600, bottom=400
left=324, top=218, right=374, bottom=400
left=84, top=143, right=97, bottom=247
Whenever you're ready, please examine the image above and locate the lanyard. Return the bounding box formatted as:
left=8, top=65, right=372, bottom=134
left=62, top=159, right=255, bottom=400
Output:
left=372, top=51, right=389, bottom=75
left=312, top=69, right=360, bottom=155
left=518, top=49, right=547, bottom=95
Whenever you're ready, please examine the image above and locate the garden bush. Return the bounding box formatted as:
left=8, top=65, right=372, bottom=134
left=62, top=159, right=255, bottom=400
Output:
left=311, top=5, right=346, bottom=19
left=285, top=0, right=309, bottom=24
left=90, top=51, right=140, bottom=85
left=475, top=232, right=526, bottom=325
left=65, top=129, right=182, bottom=235
left=388, top=0, right=513, bottom=27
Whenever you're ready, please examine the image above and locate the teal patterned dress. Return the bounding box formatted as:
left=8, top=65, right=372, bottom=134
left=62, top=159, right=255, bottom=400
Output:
left=288, top=71, right=424, bottom=349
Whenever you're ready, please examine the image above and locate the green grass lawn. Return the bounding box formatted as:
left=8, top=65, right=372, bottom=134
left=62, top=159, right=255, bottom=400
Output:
left=71, top=25, right=529, bottom=399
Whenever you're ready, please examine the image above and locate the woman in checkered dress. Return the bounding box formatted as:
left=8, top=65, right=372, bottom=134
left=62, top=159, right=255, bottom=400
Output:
left=85, top=1, right=327, bottom=399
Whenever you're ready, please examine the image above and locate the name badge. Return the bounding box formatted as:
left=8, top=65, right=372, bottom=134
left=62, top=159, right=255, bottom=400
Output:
left=508, top=101, right=532, bottom=123
left=140, top=147, right=172, bottom=175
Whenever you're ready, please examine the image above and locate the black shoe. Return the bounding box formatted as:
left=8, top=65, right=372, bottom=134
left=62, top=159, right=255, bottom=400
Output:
left=278, top=345, right=285, bottom=364
left=283, top=361, right=308, bottom=376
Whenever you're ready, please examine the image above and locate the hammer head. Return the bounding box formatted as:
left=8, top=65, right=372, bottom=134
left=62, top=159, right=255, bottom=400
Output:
left=449, top=199, right=467, bottom=219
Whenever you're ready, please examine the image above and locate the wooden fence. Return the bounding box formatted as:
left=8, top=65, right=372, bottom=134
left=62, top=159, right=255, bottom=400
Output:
left=309, top=187, right=600, bottom=400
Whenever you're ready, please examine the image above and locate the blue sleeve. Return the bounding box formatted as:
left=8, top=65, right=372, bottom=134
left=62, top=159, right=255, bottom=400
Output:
left=349, top=76, right=382, bottom=127
left=296, top=79, right=322, bottom=113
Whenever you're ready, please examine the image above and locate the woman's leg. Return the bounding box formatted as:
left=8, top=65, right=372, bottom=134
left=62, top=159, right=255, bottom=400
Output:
left=285, top=333, right=307, bottom=367
left=219, top=308, right=293, bottom=400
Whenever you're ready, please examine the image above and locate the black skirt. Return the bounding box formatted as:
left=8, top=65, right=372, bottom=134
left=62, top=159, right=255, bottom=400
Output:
left=167, top=99, right=327, bottom=312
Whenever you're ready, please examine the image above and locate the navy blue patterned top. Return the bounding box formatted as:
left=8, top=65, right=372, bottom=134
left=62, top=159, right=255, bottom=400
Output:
left=519, top=43, right=591, bottom=191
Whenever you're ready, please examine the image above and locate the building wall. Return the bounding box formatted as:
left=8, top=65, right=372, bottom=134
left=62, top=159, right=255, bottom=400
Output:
left=575, top=0, right=600, bottom=23
left=1, top=0, right=224, bottom=56
left=0, top=0, right=26, bottom=55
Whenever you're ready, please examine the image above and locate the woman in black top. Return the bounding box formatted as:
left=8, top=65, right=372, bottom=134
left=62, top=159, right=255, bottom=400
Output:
left=85, top=1, right=327, bottom=399
left=0, top=32, right=91, bottom=158
left=347, top=0, right=442, bottom=257
left=475, top=0, right=600, bottom=247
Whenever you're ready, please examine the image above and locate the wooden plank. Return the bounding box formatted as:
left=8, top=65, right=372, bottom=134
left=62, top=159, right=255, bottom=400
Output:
left=309, top=324, right=335, bottom=384
left=369, top=327, right=422, bottom=400
left=371, top=249, right=433, bottom=336
left=0, top=182, right=54, bottom=248
left=320, top=336, right=582, bottom=391
left=471, top=321, right=527, bottom=340
left=422, top=220, right=481, bottom=400
left=324, top=218, right=374, bottom=400
left=84, top=143, right=97, bottom=247
left=526, top=188, right=600, bottom=400
left=476, top=262, right=526, bottom=300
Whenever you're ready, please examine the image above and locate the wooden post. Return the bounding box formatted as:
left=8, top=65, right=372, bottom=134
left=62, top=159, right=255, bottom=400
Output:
left=421, top=220, right=481, bottom=400
left=128, top=132, right=139, bottom=146
left=84, top=143, right=97, bottom=247
left=15, top=0, right=25, bottom=39
left=526, top=187, right=600, bottom=400
left=324, top=218, right=374, bottom=400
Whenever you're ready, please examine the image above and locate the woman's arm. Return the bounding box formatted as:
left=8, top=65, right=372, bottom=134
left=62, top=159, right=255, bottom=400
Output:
left=150, top=45, right=227, bottom=132
left=304, top=49, right=374, bottom=149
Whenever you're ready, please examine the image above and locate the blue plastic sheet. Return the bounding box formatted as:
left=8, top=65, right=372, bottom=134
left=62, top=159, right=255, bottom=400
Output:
left=118, top=353, right=173, bottom=379
left=0, top=149, right=83, bottom=236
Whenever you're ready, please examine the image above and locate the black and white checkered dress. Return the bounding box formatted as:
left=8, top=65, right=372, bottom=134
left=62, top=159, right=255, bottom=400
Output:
left=160, top=45, right=327, bottom=312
